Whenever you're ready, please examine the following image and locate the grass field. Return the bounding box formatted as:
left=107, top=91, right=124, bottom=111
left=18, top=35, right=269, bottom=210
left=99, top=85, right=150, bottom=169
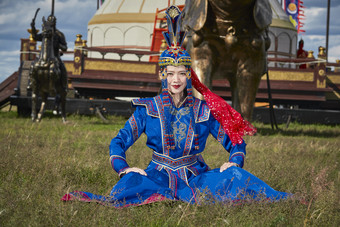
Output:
left=0, top=110, right=339, bottom=226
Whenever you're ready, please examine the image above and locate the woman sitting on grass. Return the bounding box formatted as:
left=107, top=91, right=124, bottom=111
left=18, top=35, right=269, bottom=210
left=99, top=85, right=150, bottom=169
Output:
left=62, top=6, right=291, bottom=207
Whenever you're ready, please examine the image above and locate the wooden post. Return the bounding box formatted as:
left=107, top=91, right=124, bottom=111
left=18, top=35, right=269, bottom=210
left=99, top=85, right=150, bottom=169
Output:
left=316, top=48, right=327, bottom=88
left=73, top=34, right=84, bottom=75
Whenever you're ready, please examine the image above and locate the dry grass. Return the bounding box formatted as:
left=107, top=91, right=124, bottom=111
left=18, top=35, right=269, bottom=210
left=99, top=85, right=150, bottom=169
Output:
left=0, top=111, right=339, bottom=226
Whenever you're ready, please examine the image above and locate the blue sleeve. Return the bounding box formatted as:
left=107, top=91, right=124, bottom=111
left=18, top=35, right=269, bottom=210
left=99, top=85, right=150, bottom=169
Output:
left=209, top=115, right=246, bottom=168
left=109, top=106, right=146, bottom=175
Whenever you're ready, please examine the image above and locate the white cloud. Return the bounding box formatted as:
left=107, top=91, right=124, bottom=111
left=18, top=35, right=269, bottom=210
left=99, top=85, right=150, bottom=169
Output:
left=302, top=5, right=340, bottom=35
left=328, top=46, right=340, bottom=62
left=0, top=0, right=95, bottom=83
left=0, top=50, right=21, bottom=82
left=0, top=50, right=20, bottom=58
left=297, top=2, right=339, bottom=61
left=305, top=7, right=325, bottom=17
left=328, top=35, right=340, bottom=62
left=0, top=12, right=17, bottom=25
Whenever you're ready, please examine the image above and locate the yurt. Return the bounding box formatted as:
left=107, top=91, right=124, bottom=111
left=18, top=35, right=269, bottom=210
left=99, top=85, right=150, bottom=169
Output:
left=87, top=0, right=185, bottom=61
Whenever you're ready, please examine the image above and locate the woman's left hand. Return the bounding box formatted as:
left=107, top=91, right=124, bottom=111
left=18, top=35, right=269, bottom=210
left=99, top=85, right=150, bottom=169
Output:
left=219, top=162, right=239, bottom=172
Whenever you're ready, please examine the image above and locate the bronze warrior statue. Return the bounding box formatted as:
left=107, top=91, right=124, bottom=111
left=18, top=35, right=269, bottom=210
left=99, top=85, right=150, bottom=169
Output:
left=182, top=0, right=272, bottom=121
left=30, top=15, right=68, bottom=92
left=29, top=4, right=68, bottom=123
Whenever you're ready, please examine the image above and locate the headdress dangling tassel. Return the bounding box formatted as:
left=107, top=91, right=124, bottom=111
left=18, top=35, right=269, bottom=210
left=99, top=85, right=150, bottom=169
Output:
left=190, top=69, right=257, bottom=145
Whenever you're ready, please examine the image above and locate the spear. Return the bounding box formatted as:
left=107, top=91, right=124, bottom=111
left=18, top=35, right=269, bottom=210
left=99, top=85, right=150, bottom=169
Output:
left=51, top=0, right=55, bottom=16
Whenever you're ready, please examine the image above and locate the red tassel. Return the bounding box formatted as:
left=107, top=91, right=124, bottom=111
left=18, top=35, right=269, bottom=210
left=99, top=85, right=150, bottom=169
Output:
left=190, top=69, right=256, bottom=145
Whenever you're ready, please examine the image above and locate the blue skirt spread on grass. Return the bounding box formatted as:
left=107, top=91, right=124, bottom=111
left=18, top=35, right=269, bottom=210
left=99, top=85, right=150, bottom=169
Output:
left=62, top=166, right=291, bottom=207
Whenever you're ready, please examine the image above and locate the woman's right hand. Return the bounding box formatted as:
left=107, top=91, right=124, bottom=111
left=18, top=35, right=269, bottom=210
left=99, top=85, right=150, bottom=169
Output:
left=219, top=162, right=239, bottom=172
left=124, top=167, right=147, bottom=176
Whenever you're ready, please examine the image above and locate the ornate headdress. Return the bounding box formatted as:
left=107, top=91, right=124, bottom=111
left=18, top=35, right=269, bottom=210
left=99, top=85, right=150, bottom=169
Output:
left=159, top=6, right=191, bottom=70
left=158, top=5, right=192, bottom=94
left=159, top=5, right=256, bottom=146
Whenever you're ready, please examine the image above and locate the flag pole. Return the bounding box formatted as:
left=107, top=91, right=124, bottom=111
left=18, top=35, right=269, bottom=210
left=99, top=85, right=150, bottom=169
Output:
left=326, top=0, right=331, bottom=62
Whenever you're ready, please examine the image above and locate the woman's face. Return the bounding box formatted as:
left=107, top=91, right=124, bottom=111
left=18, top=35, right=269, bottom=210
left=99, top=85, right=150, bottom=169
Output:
left=166, top=65, right=187, bottom=96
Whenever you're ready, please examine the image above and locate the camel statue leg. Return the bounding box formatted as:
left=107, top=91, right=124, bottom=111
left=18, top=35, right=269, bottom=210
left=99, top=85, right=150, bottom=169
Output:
left=228, top=41, right=266, bottom=121
left=190, top=41, right=215, bottom=99
left=229, top=65, right=262, bottom=121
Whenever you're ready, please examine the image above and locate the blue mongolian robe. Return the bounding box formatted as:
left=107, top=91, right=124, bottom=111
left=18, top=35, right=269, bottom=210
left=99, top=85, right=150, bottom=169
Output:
left=62, top=95, right=291, bottom=207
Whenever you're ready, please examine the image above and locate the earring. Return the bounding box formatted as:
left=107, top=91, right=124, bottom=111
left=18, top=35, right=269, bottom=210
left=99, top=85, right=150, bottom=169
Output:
left=186, top=70, right=191, bottom=79
left=160, top=69, right=167, bottom=80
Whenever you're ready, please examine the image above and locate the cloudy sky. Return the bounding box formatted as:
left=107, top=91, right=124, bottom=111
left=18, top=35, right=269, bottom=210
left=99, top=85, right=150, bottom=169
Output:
left=0, top=0, right=339, bottom=83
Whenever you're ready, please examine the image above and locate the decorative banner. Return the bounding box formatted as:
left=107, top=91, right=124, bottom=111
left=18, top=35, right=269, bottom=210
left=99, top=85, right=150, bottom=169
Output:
left=283, top=0, right=305, bottom=33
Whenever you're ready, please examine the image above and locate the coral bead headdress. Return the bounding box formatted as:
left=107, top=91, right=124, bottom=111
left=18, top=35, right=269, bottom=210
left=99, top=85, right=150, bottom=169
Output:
left=159, top=5, right=256, bottom=146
